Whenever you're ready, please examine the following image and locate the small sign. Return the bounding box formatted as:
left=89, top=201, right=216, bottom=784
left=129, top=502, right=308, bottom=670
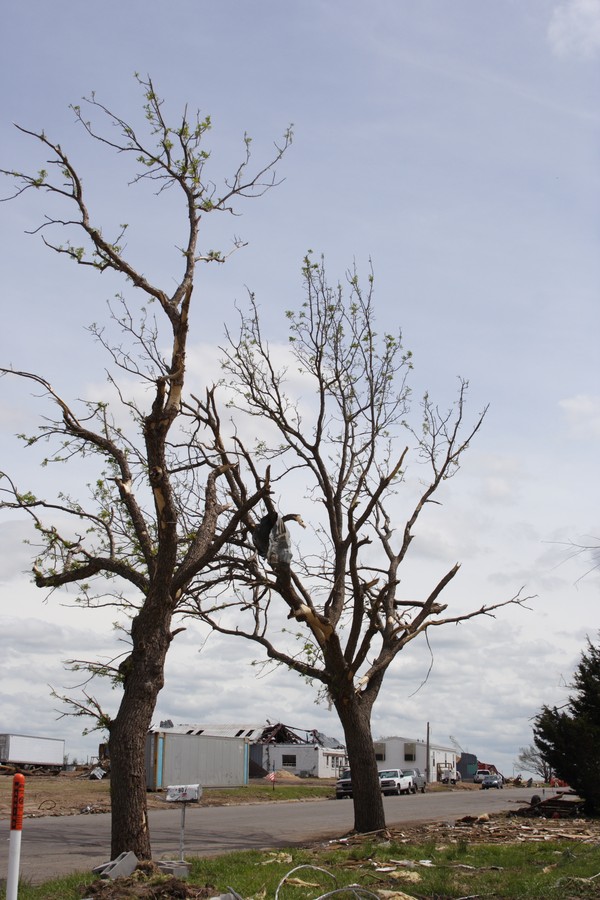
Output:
left=165, top=783, right=202, bottom=803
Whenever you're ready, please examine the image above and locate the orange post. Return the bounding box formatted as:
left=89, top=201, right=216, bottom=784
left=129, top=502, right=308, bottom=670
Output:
left=7, top=773, right=26, bottom=900
left=10, top=773, right=25, bottom=831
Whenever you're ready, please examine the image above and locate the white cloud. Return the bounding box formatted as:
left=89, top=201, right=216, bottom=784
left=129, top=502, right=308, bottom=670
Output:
left=470, top=453, right=524, bottom=506
left=548, top=0, right=600, bottom=58
left=559, top=393, right=600, bottom=438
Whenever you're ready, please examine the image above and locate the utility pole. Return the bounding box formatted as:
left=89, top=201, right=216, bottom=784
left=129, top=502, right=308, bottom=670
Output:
left=425, top=721, right=430, bottom=784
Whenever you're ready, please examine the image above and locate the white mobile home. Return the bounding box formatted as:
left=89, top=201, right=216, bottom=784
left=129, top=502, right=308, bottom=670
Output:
left=374, top=736, right=457, bottom=783
left=258, top=741, right=347, bottom=778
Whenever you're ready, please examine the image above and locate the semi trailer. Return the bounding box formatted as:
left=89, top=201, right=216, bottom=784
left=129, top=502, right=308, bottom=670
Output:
left=0, top=733, right=65, bottom=769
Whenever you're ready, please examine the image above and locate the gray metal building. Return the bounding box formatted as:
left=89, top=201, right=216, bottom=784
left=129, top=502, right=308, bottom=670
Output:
left=146, top=728, right=249, bottom=790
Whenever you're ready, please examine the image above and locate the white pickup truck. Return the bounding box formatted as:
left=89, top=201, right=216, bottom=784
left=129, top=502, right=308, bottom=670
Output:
left=378, top=768, right=414, bottom=796
left=335, top=767, right=414, bottom=798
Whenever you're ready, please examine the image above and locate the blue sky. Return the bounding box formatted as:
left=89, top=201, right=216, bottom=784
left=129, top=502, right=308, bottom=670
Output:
left=0, top=0, right=599, bottom=778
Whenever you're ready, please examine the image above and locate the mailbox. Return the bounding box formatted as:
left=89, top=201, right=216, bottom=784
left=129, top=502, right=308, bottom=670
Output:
left=166, top=783, right=202, bottom=803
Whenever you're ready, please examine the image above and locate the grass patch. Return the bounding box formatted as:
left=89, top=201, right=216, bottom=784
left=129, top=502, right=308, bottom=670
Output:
left=4, top=835, right=600, bottom=899
left=201, top=782, right=335, bottom=804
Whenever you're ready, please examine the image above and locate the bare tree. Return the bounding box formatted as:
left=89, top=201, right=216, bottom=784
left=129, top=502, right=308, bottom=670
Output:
left=0, top=77, right=291, bottom=858
left=553, top=537, right=600, bottom=584
left=514, top=744, right=551, bottom=782
left=184, top=256, right=531, bottom=834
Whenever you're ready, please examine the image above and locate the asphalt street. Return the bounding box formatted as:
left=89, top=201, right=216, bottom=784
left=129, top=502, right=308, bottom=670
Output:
left=0, top=787, right=550, bottom=884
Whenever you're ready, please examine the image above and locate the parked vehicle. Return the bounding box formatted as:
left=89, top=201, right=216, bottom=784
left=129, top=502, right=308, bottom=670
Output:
left=473, top=768, right=490, bottom=784
left=480, top=773, right=503, bottom=790
left=379, top=768, right=413, bottom=795
left=335, top=769, right=353, bottom=799
left=440, top=769, right=460, bottom=785
left=402, top=767, right=427, bottom=793
left=336, top=766, right=416, bottom=798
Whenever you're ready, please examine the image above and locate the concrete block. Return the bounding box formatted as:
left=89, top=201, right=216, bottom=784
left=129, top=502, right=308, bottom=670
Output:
left=92, top=850, right=138, bottom=879
left=156, top=859, right=191, bottom=879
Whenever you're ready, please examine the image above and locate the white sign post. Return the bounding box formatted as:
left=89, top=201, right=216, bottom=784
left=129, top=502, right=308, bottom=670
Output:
left=165, top=783, right=202, bottom=861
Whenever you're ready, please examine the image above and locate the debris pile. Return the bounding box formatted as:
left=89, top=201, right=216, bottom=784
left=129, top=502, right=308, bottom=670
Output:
left=325, top=810, right=600, bottom=849
left=83, top=860, right=216, bottom=898
left=0, top=763, right=61, bottom=777
left=514, top=790, right=584, bottom=819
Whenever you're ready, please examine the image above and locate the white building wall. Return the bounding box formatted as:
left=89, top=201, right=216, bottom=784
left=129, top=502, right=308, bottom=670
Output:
left=263, top=743, right=348, bottom=778
left=376, top=736, right=457, bottom=782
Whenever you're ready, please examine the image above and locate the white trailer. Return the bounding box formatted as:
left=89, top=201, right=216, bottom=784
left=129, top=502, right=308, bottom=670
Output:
left=0, top=733, right=65, bottom=768
left=259, top=742, right=348, bottom=778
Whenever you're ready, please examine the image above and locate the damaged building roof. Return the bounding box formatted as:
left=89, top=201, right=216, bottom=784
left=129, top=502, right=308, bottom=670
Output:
left=151, top=720, right=344, bottom=748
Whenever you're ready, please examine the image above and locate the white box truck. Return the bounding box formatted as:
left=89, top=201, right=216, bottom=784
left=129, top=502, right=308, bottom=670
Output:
left=0, top=733, right=65, bottom=768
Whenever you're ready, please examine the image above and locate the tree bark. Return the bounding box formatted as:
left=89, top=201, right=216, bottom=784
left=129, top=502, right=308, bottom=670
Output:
left=335, top=696, right=386, bottom=833
left=108, top=597, right=173, bottom=859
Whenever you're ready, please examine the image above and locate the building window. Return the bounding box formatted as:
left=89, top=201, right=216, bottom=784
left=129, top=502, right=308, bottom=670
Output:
left=374, top=742, right=386, bottom=762
left=282, top=754, right=296, bottom=767
left=404, top=742, right=416, bottom=762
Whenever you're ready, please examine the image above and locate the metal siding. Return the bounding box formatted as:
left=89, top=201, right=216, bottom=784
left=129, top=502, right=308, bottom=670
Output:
left=152, top=733, right=247, bottom=787
left=157, top=735, right=164, bottom=788
left=149, top=723, right=265, bottom=739
left=144, top=733, right=155, bottom=789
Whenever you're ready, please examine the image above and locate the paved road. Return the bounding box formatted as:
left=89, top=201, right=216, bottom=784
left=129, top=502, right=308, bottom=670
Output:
left=0, top=787, right=549, bottom=883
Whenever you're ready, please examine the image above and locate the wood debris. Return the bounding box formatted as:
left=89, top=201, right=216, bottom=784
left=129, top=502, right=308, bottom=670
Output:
left=319, top=809, right=600, bottom=852
left=513, top=789, right=584, bottom=819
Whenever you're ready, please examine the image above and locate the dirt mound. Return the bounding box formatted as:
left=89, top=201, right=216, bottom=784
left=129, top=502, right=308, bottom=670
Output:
left=268, top=769, right=302, bottom=781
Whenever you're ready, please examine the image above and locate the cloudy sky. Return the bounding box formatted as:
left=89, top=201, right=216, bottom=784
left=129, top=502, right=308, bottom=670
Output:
left=0, top=0, right=598, bottom=779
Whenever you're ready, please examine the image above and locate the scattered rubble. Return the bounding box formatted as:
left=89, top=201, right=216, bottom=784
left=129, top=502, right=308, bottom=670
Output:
left=514, top=789, right=585, bottom=819
left=0, top=762, right=62, bottom=777
left=324, top=808, right=600, bottom=849
left=82, top=860, right=216, bottom=898
left=78, top=815, right=600, bottom=900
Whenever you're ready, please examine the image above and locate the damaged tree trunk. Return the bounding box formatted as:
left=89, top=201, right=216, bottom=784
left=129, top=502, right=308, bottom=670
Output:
left=108, top=597, right=174, bottom=859
left=335, top=694, right=386, bottom=833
